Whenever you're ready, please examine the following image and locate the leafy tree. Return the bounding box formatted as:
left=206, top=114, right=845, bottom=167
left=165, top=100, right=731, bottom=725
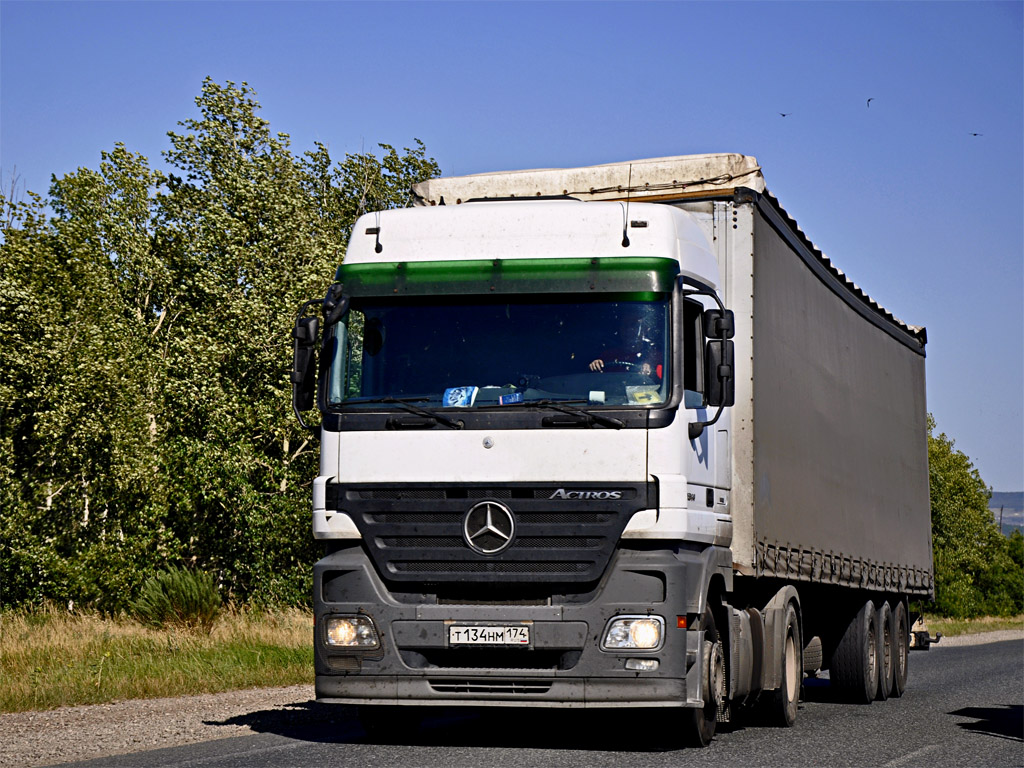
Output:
left=928, top=415, right=1023, bottom=617
left=1008, top=529, right=1024, bottom=571
left=1, top=149, right=176, bottom=610
left=0, top=78, right=439, bottom=610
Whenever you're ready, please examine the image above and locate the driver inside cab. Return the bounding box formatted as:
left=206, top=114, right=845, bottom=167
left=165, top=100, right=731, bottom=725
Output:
left=588, top=306, right=663, bottom=379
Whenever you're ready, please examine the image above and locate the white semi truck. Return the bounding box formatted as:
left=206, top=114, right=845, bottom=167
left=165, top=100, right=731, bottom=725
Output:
left=291, top=154, right=932, bottom=744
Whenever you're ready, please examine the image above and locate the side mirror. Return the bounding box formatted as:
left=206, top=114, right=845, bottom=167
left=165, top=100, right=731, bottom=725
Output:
left=322, top=283, right=350, bottom=327
left=291, top=314, right=319, bottom=418
left=705, top=339, right=735, bottom=408
left=683, top=285, right=736, bottom=439
left=703, top=308, right=735, bottom=339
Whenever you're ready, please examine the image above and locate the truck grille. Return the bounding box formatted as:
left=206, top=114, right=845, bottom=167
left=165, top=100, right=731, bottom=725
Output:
left=428, top=678, right=553, bottom=695
left=326, top=482, right=653, bottom=584
left=380, top=537, right=602, bottom=549
left=402, top=649, right=572, bottom=670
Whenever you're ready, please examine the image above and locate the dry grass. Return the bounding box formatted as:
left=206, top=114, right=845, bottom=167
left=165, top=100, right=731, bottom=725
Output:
left=5, top=604, right=1018, bottom=714
left=921, top=613, right=1024, bottom=637
left=0, top=605, right=313, bottom=713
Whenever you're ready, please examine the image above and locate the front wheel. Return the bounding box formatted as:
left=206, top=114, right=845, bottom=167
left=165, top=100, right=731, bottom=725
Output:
left=684, top=608, right=723, bottom=747
left=770, top=602, right=802, bottom=726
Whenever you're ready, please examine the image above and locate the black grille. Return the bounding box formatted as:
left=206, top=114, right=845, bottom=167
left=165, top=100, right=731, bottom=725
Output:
left=361, top=489, right=447, bottom=501
left=379, top=537, right=603, bottom=549
left=403, top=649, right=571, bottom=670
left=327, top=482, right=653, bottom=584
left=436, top=597, right=549, bottom=606
left=358, top=488, right=588, bottom=501
left=428, top=678, right=553, bottom=695
left=519, top=513, right=609, bottom=524
left=390, top=561, right=593, bottom=574
left=369, top=513, right=462, bottom=524
left=369, top=512, right=610, bottom=525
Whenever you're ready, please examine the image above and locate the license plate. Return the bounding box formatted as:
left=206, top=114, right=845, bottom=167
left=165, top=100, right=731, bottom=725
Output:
left=448, top=624, right=530, bottom=646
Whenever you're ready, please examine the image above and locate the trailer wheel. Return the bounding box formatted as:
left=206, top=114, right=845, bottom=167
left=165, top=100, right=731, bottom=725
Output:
left=684, top=608, right=722, bottom=747
left=831, top=600, right=878, bottom=704
left=890, top=600, right=909, bottom=697
left=770, top=602, right=802, bottom=726
left=875, top=601, right=894, bottom=701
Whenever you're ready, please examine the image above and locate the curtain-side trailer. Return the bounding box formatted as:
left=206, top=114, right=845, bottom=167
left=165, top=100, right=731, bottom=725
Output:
left=291, top=153, right=932, bottom=745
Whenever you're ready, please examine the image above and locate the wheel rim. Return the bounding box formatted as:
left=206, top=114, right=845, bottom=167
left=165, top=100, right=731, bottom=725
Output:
left=868, top=624, right=877, bottom=681
left=784, top=634, right=799, bottom=703
left=710, top=641, right=725, bottom=710
left=896, top=614, right=908, bottom=678
left=883, top=621, right=892, bottom=674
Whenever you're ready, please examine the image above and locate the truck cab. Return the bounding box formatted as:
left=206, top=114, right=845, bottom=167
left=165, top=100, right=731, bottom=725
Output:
left=296, top=199, right=736, bottom=742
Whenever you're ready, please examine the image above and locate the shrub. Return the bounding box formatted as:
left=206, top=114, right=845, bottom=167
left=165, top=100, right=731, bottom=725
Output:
left=130, top=568, right=222, bottom=633
left=928, top=416, right=1024, bottom=617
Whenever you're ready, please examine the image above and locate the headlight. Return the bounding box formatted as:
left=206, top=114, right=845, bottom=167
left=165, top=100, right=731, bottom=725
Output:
left=601, top=615, right=664, bottom=650
left=325, top=615, right=380, bottom=648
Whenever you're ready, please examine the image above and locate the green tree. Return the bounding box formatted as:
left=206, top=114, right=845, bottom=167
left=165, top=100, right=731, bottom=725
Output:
left=1, top=148, right=177, bottom=610
left=0, top=78, right=439, bottom=610
left=928, top=415, right=1023, bottom=617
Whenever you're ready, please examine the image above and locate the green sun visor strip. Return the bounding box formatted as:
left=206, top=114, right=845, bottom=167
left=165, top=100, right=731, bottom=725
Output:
left=334, top=257, right=680, bottom=297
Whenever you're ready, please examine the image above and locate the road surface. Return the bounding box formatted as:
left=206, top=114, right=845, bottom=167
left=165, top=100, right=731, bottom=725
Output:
left=53, top=636, right=1024, bottom=767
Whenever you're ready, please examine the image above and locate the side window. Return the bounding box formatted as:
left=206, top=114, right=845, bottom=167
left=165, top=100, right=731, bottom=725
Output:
left=326, top=309, right=365, bottom=404
left=683, top=299, right=704, bottom=398
left=345, top=310, right=366, bottom=400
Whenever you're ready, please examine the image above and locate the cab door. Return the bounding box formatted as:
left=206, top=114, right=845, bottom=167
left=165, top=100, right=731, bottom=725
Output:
left=683, top=296, right=731, bottom=518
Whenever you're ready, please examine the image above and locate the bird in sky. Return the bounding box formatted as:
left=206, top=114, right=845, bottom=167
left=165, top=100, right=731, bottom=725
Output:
left=779, top=112, right=791, bottom=117
left=970, top=132, right=983, bottom=136
left=867, top=98, right=875, bottom=108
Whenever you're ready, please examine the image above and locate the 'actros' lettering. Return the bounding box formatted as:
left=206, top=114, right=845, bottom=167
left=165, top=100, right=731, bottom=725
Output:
left=549, top=489, right=623, bottom=500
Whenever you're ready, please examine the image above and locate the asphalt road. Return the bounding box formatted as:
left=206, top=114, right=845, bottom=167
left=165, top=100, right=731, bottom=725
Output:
left=63, top=638, right=1023, bottom=768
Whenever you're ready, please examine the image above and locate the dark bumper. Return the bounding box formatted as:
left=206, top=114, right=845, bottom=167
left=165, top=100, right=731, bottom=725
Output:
left=313, top=543, right=719, bottom=708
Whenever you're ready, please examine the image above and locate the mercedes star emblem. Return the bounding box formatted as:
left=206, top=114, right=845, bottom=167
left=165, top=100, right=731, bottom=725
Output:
left=463, top=501, right=516, bottom=555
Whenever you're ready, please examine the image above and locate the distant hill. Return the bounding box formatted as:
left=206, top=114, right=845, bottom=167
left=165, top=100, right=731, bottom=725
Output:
left=989, top=491, right=1024, bottom=535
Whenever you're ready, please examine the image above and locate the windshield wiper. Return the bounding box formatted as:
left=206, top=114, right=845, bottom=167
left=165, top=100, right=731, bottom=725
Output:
left=483, top=398, right=624, bottom=429
left=347, top=396, right=464, bottom=430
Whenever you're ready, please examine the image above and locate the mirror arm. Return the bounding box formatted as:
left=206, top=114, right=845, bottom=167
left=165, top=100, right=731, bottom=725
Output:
left=294, top=402, right=316, bottom=432
left=682, top=284, right=733, bottom=440
left=689, top=403, right=726, bottom=440
left=322, top=283, right=350, bottom=327
left=682, top=286, right=728, bottom=317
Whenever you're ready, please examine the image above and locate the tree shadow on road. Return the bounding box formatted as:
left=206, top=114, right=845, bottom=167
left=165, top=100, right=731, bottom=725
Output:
left=949, top=705, right=1023, bottom=742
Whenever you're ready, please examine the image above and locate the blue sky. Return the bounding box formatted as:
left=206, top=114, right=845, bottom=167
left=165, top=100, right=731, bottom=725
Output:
left=2, top=1, right=1022, bottom=490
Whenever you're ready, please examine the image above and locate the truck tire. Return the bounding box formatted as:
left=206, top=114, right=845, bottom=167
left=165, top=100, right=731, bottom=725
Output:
left=830, top=600, right=878, bottom=704
left=875, top=601, right=894, bottom=701
left=684, top=608, right=722, bottom=747
left=890, top=600, right=909, bottom=697
left=770, top=602, right=802, bottom=726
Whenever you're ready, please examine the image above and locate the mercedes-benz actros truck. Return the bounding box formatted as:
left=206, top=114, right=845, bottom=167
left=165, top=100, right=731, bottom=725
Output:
left=291, top=153, right=932, bottom=745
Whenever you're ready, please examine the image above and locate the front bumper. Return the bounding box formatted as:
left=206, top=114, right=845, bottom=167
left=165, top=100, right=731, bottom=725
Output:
left=313, top=543, right=720, bottom=708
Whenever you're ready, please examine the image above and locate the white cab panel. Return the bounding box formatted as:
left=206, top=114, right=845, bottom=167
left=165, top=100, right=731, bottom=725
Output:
left=332, top=428, right=647, bottom=484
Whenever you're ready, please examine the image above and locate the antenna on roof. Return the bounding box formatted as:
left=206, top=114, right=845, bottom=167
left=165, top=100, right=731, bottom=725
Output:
left=621, top=164, right=632, bottom=248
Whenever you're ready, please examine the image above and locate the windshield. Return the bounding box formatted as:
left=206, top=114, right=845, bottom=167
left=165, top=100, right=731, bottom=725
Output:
left=326, top=294, right=670, bottom=409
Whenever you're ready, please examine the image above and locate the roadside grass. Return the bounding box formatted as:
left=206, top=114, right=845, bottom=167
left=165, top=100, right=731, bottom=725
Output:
left=920, top=613, right=1024, bottom=637
left=3, top=605, right=1020, bottom=714
left=0, top=605, right=313, bottom=713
